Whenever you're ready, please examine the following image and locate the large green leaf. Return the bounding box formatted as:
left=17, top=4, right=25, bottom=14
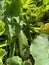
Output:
left=18, top=31, right=29, bottom=59
left=30, top=34, right=49, bottom=65
left=6, top=0, right=21, bottom=17
left=6, top=56, right=22, bottom=65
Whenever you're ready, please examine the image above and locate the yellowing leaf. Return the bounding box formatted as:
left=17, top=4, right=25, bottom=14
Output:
left=37, top=22, right=44, bottom=27
left=41, top=23, right=49, bottom=34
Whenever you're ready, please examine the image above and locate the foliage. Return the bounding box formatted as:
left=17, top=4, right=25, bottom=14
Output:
left=0, top=0, right=49, bottom=65
left=6, top=56, right=22, bottom=65
left=30, top=34, right=49, bottom=65
left=0, top=21, right=5, bottom=36
left=0, top=48, right=6, bottom=65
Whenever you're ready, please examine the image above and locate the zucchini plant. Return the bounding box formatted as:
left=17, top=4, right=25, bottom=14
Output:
left=0, top=0, right=49, bottom=65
